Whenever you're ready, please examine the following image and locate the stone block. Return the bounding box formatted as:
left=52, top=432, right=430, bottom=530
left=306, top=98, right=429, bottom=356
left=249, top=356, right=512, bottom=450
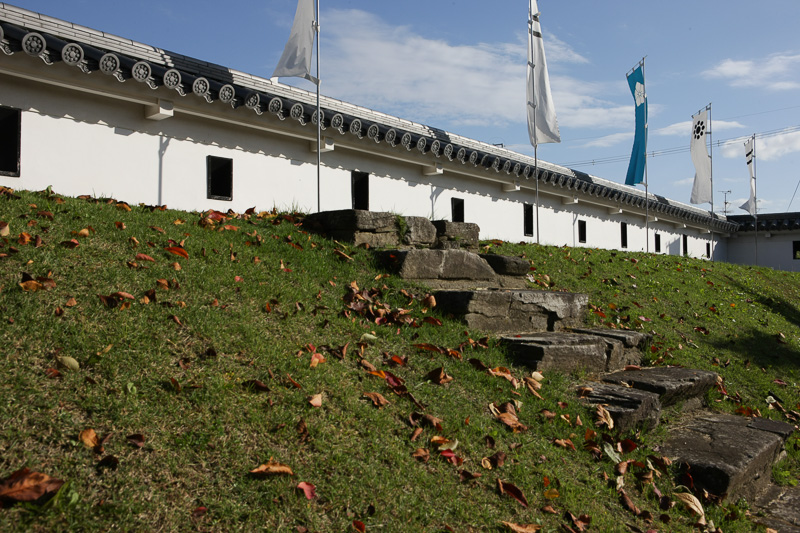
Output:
left=602, top=366, right=718, bottom=407
left=304, top=209, right=398, bottom=233
left=479, top=254, right=531, bottom=276
left=402, top=216, right=437, bottom=246
left=578, top=383, right=661, bottom=432
left=572, top=329, right=649, bottom=371
left=432, top=220, right=480, bottom=249
left=501, top=332, right=608, bottom=373
left=375, top=250, right=495, bottom=281
left=663, top=412, right=790, bottom=502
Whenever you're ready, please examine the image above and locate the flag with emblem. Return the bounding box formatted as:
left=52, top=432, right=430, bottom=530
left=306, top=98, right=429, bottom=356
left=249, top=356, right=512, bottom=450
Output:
left=690, top=109, right=712, bottom=204
left=625, top=63, right=647, bottom=186
left=740, top=136, right=756, bottom=215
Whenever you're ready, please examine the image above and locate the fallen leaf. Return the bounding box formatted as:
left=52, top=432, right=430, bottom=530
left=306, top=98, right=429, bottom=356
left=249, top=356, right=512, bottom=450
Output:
left=673, top=491, right=705, bottom=519
left=426, top=367, right=454, bottom=385
left=164, top=247, right=189, bottom=259
left=126, top=434, right=146, bottom=448
left=250, top=458, right=294, bottom=477
left=362, top=392, right=390, bottom=408
left=352, top=520, right=366, bottom=532
left=79, top=428, right=101, bottom=451
left=501, top=521, right=542, bottom=532
left=135, top=253, right=156, bottom=263
left=543, top=488, right=559, bottom=500
left=296, top=482, right=316, bottom=499
left=309, top=394, right=323, bottom=408
left=459, top=470, right=482, bottom=482
left=0, top=468, right=64, bottom=504
left=497, top=479, right=528, bottom=508
left=57, top=356, right=80, bottom=371
left=411, top=448, right=430, bottom=463
left=595, top=404, right=614, bottom=429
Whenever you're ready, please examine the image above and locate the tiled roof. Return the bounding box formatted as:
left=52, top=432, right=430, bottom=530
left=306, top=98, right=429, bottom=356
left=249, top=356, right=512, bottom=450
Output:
left=0, top=3, right=739, bottom=233
left=727, top=213, right=800, bottom=233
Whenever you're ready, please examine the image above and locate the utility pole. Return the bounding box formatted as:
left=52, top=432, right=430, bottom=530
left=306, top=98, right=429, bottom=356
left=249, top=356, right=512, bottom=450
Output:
left=719, top=190, right=731, bottom=215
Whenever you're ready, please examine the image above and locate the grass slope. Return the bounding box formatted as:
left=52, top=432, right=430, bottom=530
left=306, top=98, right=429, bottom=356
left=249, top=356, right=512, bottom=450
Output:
left=0, top=187, right=798, bottom=532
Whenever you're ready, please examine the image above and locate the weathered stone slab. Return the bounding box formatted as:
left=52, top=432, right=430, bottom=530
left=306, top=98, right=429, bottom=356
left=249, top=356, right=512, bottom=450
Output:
left=479, top=254, right=531, bottom=276
left=602, top=367, right=718, bottom=407
left=434, top=289, right=588, bottom=333
left=663, top=413, right=791, bottom=502
left=754, top=485, right=800, bottom=531
left=304, top=209, right=399, bottom=247
left=376, top=249, right=496, bottom=281
left=501, top=332, right=608, bottom=372
left=402, top=216, right=437, bottom=246
left=578, top=383, right=661, bottom=432
left=432, top=220, right=480, bottom=249
left=572, top=329, right=649, bottom=370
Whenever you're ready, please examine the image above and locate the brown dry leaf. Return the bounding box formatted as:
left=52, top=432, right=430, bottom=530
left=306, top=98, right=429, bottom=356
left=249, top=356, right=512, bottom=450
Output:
left=426, top=367, right=454, bottom=385
left=619, top=489, right=641, bottom=516
left=422, top=294, right=436, bottom=308
left=296, top=481, right=316, bottom=500
left=543, top=488, right=560, bottom=500
left=65, top=297, right=77, bottom=307
left=497, top=479, right=528, bottom=508
left=411, top=448, right=430, bottom=463
left=172, top=262, right=182, bottom=271
left=0, top=468, right=64, bottom=504
left=501, top=522, right=542, bottom=533
left=459, top=470, right=482, bottom=482
left=595, top=404, right=614, bottom=430
left=410, top=427, right=423, bottom=442
left=309, top=394, right=323, bottom=408
left=126, top=434, right=146, bottom=448
left=19, top=280, right=43, bottom=292
left=496, top=412, right=528, bottom=432
left=79, top=428, right=100, bottom=451
left=250, top=458, right=294, bottom=477
left=165, top=246, right=189, bottom=259
left=0, top=221, right=9, bottom=237
left=552, top=438, right=576, bottom=451
left=135, top=253, right=156, bottom=263
left=362, top=392, right=390, bottom=408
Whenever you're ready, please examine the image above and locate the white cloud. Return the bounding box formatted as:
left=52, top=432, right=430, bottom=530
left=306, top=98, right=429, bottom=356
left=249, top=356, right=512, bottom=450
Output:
left=582, top=132, right=632, bottom=148
left=706, top=53, right=800, bottom=90
left=655, top=120, right=744, bottom=137
left=315, top=9, right=624, bottom=131
left=720, top=129, right=800, bottom=161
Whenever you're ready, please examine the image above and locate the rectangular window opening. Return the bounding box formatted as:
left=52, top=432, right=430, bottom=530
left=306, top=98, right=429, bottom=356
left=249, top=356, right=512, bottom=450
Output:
left=578, top=220, right=587, bottom=244
left=793, top=241, right=800, bottom=260
left=523, top=203, right=534, bottom=237
left=682, top=234, right=688, bottom=256
left=206, top=156, right=233, bottom=201
left=351, top=171, right=369, bottom=210
left=654, top=234, right=661, bottom=253
left=620, top=222, right=628, bottom=249
left=451, top=197, right=464, bottom=223
left=706, top=242, right=711, bottom=258
left=0, top=106, right=21, bottom=177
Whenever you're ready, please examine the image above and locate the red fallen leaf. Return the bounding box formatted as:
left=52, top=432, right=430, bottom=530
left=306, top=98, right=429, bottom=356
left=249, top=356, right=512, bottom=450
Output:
left=693, top=326, right=710, bottom=335
left=459, top=470, right=482, bottom=482
left=126, top=434, right=146, bottom=448
left=413, top=343, right=445, bottom=354
left=352, top=520, right=367, bottom=532
left=164, top=247, right=189, bottom=259
left=498, top=479, right=528, bottom=508
left=60, top=239, right=80, bottom=249
left=296, top=482, right=316, bottom=499
left=439, top=449, right=463, bottom=466
left=114, top=221, right=126, bottom=230
left=234, top=276, right=244, bottom=283
left=0, top=468, right=64, bottom=504
left=45, top=368, right=62, bottom=379
left=620, top=438, right=638, bottom=453
left=135, top=253, right=156, bottom=262
left=423, top=317, right=443, bottom=326
left=191, top=506, right=207, bottom=519
left=774, top=379, right=789, bottom=386
left=243, top=380, right=270, bottom=392
left=150, top=226, right=166, bottom=234
left=222, top=225, right=239, bottom=231
left=286, top=374, right=302, bottom=389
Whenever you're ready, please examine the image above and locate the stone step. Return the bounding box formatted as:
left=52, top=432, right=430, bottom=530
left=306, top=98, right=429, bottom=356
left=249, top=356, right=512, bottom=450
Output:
left=753, top=485, right=800, bottom=532
left=662, top=412, right=795, bottom=502
left=579, top=382, right=661, bottom=432
left=435, top=289, right=588, bottom=333
left=602, top=366, right=718, bottom=409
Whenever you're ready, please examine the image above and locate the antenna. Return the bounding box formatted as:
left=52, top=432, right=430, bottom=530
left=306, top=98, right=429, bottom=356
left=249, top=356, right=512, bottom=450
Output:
left=719, top=190, right=731, bottom=215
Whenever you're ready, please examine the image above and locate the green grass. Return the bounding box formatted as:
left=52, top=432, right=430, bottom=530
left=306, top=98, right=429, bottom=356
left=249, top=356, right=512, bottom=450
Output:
left=0, top=187, right=798, bottom=532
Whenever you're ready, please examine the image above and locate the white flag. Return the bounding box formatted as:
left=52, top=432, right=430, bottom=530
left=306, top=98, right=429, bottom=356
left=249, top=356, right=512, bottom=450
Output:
left=273, top=0, right=318, bottom=84
left=740, top=137, right=756, bottom=215
left=527, top=0, right=561, bottom=146
left=690, top=109, right=712, bottom=204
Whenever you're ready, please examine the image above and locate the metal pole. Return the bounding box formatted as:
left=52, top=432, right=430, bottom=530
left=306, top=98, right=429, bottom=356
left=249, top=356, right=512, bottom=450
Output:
left=315, top=0, right=321, bottom=213
left=754, top=134, right=758, bottom=265
left=708, top=103, right=714, bottom=260
left=529, top=0, right=540, bottom=244
left=642, top=57, right=648, bottom=253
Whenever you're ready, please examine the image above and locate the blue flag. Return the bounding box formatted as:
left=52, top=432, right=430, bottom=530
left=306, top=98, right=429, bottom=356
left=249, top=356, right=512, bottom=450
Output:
left=625, top=64, right=647, bottom=186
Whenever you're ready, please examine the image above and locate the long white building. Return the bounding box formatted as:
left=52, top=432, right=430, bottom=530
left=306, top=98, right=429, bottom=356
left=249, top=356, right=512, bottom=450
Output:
left=0, top=4, right=796, bottom=271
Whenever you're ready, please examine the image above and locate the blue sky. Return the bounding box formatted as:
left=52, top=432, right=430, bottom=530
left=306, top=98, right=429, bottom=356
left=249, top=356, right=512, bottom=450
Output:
left=15, top=0, right=800, bottom=215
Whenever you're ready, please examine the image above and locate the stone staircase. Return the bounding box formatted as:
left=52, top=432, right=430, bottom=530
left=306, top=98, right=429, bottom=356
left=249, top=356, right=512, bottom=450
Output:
left=305, top=210, right=798, bottom=531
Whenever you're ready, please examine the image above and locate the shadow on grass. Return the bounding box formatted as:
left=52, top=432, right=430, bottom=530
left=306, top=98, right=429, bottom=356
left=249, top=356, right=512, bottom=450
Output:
left=727, top=275, right=800, bottom=333
left=708, top=326, right=800, bottom=372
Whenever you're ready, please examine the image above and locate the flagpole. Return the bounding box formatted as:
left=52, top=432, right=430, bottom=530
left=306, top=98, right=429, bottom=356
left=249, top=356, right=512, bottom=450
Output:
left=315, top=0, right=321, bottom=213
left=642, top=57, right=649, bottom=253
left=753, top=134, right=758, bottom=265
left=529, top=0, right=540, bottom=244
left=708, top=102, right=714, bottom=260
